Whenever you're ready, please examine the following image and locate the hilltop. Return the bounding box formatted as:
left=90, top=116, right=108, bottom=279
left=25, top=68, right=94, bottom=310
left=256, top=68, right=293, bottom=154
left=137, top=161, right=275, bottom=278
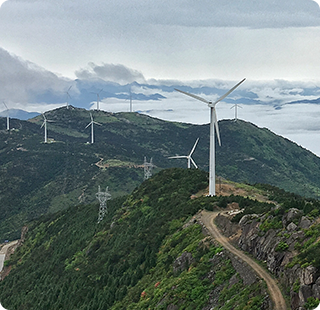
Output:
left=1, top=168, right=320, bottom=309
left=1, top=106, right=320, bottom=240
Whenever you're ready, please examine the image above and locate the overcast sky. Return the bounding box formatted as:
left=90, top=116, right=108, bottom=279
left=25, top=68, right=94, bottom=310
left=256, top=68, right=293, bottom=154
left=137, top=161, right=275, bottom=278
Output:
left=1, top=0, right=320, bottom=81
left=1, top=0, right=320, bottom=158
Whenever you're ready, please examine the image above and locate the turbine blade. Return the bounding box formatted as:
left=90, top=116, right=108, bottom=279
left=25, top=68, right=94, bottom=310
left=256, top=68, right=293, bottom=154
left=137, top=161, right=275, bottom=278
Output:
left=90, top=112, right=93, bottom=122
left=41, top=121, right=45, bottom=128
left=213, top=107, right=221, bottom=146
left=189, top=138, right=199, bottom=156
left=175, top=88, right=210, bottom=104
left=190, top=157, right=198, bottom=169
left=67, top=85, right=72, bottom=92
left=168, top=155, right=188, bottom=159
left=213, top=78, right=246, bottom=105
left=230, top=105, right=235, bottom=109
left=85, top=122, right=92, bottom=129
left=93, top=121, right=102, bottom=126
left=3, top=101, right=8, bottom=110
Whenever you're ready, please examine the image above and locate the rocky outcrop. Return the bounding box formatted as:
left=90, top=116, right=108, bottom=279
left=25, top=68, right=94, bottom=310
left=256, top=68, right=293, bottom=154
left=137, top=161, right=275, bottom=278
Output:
left=236, top=208, right=319, bottom=310
left=173, top=252, right=194, bottom=274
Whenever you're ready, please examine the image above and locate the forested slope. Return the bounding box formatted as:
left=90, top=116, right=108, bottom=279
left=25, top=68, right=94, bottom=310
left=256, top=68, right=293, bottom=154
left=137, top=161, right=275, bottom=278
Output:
left=0, top=169, right=271, bottom=310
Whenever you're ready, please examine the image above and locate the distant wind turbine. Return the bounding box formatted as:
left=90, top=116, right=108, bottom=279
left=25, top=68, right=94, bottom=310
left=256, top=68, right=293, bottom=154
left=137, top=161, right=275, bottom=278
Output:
left=85, top=112, right=102, bottom=144
left=230, top=103, right=242, bottom=121
left=41, top=113, right=54, bottom=143
left=3, top=101, right=9, bottom=130
left=175, top=78, right=246, bottom=196
left=168, top=138, right=199, bottom=169
left=66, top=86, right=72, bottom=109
left=92, top=89, right=103, bottom=111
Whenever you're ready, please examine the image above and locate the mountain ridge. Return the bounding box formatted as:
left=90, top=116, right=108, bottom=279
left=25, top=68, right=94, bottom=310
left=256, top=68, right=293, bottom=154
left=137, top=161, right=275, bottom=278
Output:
left=1, top=106, right=320, bottom=241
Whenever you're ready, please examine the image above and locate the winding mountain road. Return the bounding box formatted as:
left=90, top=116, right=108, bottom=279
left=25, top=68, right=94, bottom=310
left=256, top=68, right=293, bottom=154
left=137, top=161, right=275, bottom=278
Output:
left=200, top=210, right=288, bottom=310
left=0, top=240, right=18, bottom=273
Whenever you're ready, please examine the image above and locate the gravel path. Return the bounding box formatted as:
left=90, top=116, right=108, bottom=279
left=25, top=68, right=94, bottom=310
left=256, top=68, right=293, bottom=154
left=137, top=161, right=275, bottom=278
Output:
left=200, top=210, right=288, bottom=310
left=0, top=240, right=18, bottom=272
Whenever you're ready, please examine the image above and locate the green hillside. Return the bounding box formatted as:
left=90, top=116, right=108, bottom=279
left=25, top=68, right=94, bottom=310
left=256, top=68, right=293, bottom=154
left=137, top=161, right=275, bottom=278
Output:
left=0, top=169, right=271, bottom=310
left=1, top=107, right=320, bottom=241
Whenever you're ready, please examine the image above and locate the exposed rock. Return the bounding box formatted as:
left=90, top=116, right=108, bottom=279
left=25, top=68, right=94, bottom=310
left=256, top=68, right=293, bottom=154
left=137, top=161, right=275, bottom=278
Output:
left=202, top=285, right=224, bottom=310
left=312, top=280, right=320, bottom=300
left=215, top=213, right=240, bottom=238
left=173, top=252, right=194, bottom=274
left=291, top=291, right=300, bottom=310
left=229, top=255, right=257, bottom=285
left=299, top=285, right=312, bottom=305
left=300, top=266, right=317, bottom=286
left=287, top=222, right=298, bottom=231
left=282, top=208, right=303, bottom=227
left=299, top=216, right=313, bottom=229
left=239, top=214, right=260, bottom=227
left=228, top=274, right=239, bottom=288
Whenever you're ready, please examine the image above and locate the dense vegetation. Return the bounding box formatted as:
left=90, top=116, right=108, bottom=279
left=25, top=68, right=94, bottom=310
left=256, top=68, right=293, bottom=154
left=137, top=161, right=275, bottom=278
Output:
left=0, top=168, right=272, bottom=310
left=2, top=107, right=320, bottom=241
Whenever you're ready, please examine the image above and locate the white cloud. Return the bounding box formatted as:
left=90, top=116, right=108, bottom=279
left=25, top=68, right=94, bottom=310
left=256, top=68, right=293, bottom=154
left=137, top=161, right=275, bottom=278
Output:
left=75, top=63, right=146, bottom=84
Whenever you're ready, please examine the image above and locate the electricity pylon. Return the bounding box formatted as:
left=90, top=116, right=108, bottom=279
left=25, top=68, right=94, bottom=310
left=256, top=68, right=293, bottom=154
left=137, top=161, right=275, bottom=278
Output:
left=144, top=157, right=154, bottom=180
left=96, top=186, right=111, bottom=223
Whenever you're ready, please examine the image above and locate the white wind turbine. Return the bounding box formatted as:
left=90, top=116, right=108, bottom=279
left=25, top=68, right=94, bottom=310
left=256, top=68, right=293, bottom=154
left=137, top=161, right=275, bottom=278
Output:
left=41, top=113, right=54, bottom=143
left=3, top=102, right=9, bottom=130
left=230, top=103, right=242, bottom=121
left=175, top=78, right=246, bottom=196
left=92, top=89, right=103, bottom=111
left=66, top=86, right=72, bottom=109
left=85, top=112, right=101, bottom=144
left=168, top=138, right=199, bottom=169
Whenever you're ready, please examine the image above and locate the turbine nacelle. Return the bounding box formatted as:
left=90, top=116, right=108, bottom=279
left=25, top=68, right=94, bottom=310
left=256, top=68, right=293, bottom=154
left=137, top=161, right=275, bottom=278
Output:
left=168, top=138, right=199, bottom=169
left=175, top=78, right=246, bottom=196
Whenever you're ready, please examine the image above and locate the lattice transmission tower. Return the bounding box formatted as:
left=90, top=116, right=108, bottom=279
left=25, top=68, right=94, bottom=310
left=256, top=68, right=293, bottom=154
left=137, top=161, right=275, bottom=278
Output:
left=144, top=157, right=154, bottom=180
left=96, top=186, right=111, bottom=223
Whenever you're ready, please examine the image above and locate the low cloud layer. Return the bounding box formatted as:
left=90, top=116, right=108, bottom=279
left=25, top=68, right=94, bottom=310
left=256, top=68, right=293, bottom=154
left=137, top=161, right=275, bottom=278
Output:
left=75, top=63, right=146, bottom=84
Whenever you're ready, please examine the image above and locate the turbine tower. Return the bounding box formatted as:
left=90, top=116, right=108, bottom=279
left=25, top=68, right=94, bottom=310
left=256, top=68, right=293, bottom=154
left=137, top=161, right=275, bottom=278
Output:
left=230, top=103, right=242, bottom=121
left=3, top=102, right=9, bottom=130
left=41, top=113, right=54, bottom=143
left=144, top=157, right=154, bottom=180
left=168, top=138, right=199, bottom=168
left=175, top=78, right=246, bottom=196
left=66, top=86, right=72, bottom=109
left=96, top=186, right=111, bottom=223
left=92, top=89, right=103, bottom=111
left=85, top=112, right=102, bottom=144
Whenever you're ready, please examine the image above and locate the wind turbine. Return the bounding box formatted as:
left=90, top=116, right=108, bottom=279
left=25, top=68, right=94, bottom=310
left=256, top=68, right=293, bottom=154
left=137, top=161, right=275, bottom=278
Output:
left=85, top=112, right=101, bottom=144
left=3, top=102, right=9, bottom=130
left=230, top=103, right=242, bottom=121
left=41, top=113, right=54, bottom=143
left=66, top=86, right=72, bottom=109
left=175, top=78, right=246, bottom=196
left=168, top=138, right=199, bottom=169
left=92, top=89, right=103, bottom=111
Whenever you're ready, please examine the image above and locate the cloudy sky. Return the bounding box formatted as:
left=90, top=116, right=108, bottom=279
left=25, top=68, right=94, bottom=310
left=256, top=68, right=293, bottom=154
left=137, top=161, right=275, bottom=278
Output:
left=1, top=0, right=320, bottom=157
left=1, top=0, right=320, bottom=81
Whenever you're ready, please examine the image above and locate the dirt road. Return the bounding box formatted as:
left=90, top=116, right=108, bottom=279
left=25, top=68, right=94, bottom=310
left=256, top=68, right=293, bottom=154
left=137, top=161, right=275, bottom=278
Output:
left=0, top=240, right=19, bottom=272
left=200, top=210, right=288, bottom=310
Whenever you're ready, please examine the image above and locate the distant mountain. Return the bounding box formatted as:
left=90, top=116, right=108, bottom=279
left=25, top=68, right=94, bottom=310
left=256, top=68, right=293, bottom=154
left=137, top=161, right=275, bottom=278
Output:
left=1, top=106, right=320, bottom=240
left=0, top=109, right=39, bottom=120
